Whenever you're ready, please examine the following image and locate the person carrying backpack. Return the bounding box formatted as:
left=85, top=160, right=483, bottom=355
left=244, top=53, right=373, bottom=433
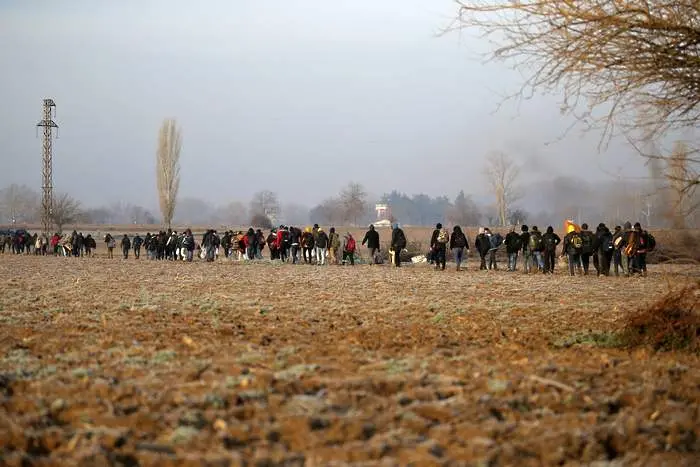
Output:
left=342, top=233, right=357, bottom=265
left=430, top=223, right=449, bottom=271
left=631, top=222, right=653, bottom=276
left=541, top=226, right=561, bottom=274
left=562, top=224, right=583, bottom=276
left=450, top=225, right=469, bottom=271
left=504, top=226, right=522, bottom=272
left=105, top=233, right=115, bottom=259
left=579, top=223, right=596, bottom=275
left=390, top=223, right=406, bottom=267
left=528, top=226, right=545, bottom=272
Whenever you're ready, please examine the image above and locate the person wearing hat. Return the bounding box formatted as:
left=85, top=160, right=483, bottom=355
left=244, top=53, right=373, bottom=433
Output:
left=474, top=227, right=490, bottom=270
left=301, top=226, right=315, bottom=264
left=315, top=227, right=329, bottom=265
left=562, top=222, right=583, bottom=276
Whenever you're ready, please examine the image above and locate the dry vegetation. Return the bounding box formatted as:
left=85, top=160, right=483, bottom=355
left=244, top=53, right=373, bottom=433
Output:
left=1, top=248, right=699, bottom=465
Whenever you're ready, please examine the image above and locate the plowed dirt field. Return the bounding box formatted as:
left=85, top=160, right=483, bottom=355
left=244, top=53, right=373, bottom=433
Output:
left=1, top=255, right=699, bottom=466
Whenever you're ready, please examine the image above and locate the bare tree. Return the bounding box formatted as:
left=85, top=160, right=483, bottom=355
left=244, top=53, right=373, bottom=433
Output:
left=250, top=190, right=280, bottom=224
left=309, top=197, right=345, bottom=226
left=339, top=182, right=367, bottom=226
left=451, top=1, right=700, bottom=143
left=51, top=193, right=81, bottom=233
left=0, top=184, right=39, bottom=225
left=484, top=152, right=520, bottom=226
left=156, top=119, right=181, bottom=229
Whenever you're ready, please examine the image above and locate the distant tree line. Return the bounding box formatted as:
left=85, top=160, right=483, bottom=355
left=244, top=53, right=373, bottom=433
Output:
left=2, top=143, right=698, bottom=231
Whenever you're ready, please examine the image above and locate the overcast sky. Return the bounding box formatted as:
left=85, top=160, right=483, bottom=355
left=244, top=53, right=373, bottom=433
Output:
left=0, top=0, right=647, bottom=210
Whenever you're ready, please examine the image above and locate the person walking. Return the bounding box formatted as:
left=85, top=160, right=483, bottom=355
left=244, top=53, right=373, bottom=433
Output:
left=342, top=232, right=357, bottom=266
left=132, top=234, right=143, bottom=259
left=562, top=224, right=583, bottom=276
left=504, top=226, right=521, bottom=272
left=528, top=226, right=545, bottom=272
left=328, top=227, right=341, bottom=265
left=362, top=224, right=381, bottom=265
left=390, top=223, right=406, bottom=267
left=315, top=228, right=329, bottom=265
left=121, top=234, right=131, bottom=259
left=475, top=228, right=490, bottom=271
left=431, top=223, right=449, bottom=271
left=105, top=234, right=115, bottom=259
left=450, top=225, right=469, bottom=271
left=542, top=226, right=561, bottom=274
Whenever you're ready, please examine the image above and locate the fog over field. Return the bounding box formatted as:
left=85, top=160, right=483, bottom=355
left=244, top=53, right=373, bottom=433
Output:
left=0, top=0, right=649, bottom=214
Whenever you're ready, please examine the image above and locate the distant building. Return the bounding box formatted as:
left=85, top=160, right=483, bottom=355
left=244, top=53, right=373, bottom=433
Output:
left=375, top=204, right=390, bottom=221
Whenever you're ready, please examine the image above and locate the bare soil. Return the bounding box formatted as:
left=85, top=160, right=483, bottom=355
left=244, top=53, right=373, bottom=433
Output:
left=1, top=254, right=699, bottom=466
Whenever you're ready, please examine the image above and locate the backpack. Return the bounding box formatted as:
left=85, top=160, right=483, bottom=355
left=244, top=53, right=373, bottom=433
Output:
left=543, top=234, right=557, bottom=250
left=570, top=233, right=583, bottom=251
left=490, top=233, right=503, bottom=249
left=613, top=235, right=624, bottom=249
left=512, top=235, right=523, bottom=251
left=437, top=229, right=448, bottom=244
left=601, top=234, right=614, bottom=253
left=646, top=232, right=656, bottom=252
left=346, top=237, right=356, bottom=253
left=453, top=232, right=466, bottom=248
left=581, top=232, right=594, bottom=254
left=528, top=232, right=543, bottom=251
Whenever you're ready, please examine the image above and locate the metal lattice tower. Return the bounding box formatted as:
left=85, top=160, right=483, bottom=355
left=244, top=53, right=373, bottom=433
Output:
left=37, top=99, right=58, bottom=236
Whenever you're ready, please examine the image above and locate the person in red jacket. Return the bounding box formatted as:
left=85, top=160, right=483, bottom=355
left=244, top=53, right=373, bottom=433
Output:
left=50, top=233, right=61, bottom=255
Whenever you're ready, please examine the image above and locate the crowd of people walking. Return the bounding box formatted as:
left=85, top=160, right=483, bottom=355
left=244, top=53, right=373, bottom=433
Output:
left=426, top=220, right=655, bottom=276
left=1, top=220, right=655, bottom=276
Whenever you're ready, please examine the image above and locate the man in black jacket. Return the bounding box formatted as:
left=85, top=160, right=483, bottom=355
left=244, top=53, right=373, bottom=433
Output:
left=520, top=225, right=531, bottom=273
left=541, top=226, right=560, bottom=274
left=579, top=223, right=596, bottom=275
left=361, top=224, right=381, bottom=265
left=121, top=234, right=131, bottom=260
left=391, top=223, right=406, bottom=267
left=594, top=223, right=613, bottom=276
left=504, top=226, right=521, bottom=272
left=474, top=228, right=490, bottom=271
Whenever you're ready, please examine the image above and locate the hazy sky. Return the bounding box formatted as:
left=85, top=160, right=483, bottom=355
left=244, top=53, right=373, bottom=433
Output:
left=0, top=0, right=647, bottom=210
